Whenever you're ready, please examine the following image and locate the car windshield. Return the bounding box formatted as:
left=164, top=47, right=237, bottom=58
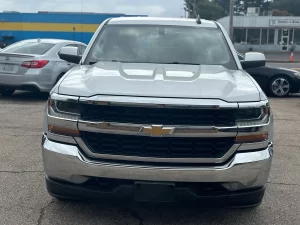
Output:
left=1, top=42, right=55, bottom=55
left=85, top=25, right=237, bottom=69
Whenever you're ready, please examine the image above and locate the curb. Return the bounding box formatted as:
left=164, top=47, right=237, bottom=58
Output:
left=267, top=60, right=300, bottom=63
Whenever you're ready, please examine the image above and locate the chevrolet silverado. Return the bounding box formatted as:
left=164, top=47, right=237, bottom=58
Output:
left=42, top=17, right=274, bottom=208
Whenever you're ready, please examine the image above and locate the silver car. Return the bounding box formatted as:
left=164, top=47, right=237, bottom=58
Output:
left=0, top=39, right=87, bottom=96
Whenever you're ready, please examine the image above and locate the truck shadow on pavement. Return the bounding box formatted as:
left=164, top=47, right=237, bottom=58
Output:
left=42, top=199, right=260, bottom=225
left=0, top=91, right=49, bottom=102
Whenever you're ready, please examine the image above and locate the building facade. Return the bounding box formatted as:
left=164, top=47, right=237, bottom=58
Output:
left=218, top=16, right=300, bottom=52
left=0, top=11, right=146, bottom=45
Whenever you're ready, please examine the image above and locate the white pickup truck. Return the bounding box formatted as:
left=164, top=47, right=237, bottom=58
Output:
left=42, top=17, right=273, bottom=208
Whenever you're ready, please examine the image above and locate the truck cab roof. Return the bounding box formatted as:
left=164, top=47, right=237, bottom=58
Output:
left=108, top=17, right=218, bottom=28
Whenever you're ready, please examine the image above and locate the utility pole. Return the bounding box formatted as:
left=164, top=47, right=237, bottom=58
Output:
left=229, top=0, right=234, bottom=41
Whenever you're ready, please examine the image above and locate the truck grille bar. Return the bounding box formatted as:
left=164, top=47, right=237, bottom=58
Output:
left=80, top=132, right=235, bottom=160
left=80, top=104, right=237, bottom=127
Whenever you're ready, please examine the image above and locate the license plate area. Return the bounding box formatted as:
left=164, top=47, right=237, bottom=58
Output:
left=134, top=182, right=175, bottom=203
left=0, top=63, right=16, bottom=73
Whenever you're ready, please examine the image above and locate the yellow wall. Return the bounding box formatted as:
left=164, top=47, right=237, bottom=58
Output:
left=0, top=22, right=99, bottom=33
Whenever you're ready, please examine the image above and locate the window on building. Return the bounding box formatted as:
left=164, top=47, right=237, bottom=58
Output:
left=294, top=29, right=300, bottom=45
left=262, top=29, right=275, bottom=45
left=247, top=29, right=260, bottom=44
left=289, top=29, right=294, bottom=45
left=233, top=28, right=246, bottom=44
left=282, top=29, right=289, bottom=37
left=268, top=29, right=275, bottom=45
left=261, top=29, right=268, bottom=45
left=278, top=29, right=282, bottom=44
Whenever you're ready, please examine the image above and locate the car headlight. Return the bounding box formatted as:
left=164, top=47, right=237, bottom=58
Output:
left=48, top=94, right=80, bottom=120
left=294, top=72, right=300, bottom=78
left=236, top=104, right=270, bottom=126
left=235, top=101, right=271, bottom=143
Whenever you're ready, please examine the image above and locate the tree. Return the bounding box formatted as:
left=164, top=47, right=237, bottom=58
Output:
left=212, top=0, right=273, bottom=16
left=272, top=9, right=292, bottom=16
left=213, top=0, right=230, bottom=16
left=184, top=0, right=225, bottom=20
left=272, top=0, right=300, bottom=16
left=184, top=0, right=202, bottom=18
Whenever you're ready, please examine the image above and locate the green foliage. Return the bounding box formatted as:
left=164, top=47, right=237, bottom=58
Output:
left=184, top=0, right=224, bottom=20
left=183, top=0, right=300, bottom=20
left=272, top=0, right=300, bottom=16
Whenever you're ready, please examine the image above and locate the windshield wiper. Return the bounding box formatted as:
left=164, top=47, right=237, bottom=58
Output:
left=171, top=62, right=200, bottom=65
left=89, top=60, right=123, bottom=65
left=89, top=61, right=200, bottom=65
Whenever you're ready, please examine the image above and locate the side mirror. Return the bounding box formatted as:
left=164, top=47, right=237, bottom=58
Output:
left=59, top=46, right=82, bottom=64
left=241, top=52, right=266, bottom=69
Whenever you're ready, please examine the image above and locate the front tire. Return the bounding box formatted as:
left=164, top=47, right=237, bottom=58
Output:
left=269, top=76, right=291, bottom=97
left=0, top=88, right=15, bottom=97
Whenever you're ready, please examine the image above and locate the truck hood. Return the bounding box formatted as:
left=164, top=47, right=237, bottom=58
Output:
left=58, top=62, right=261, bottom=102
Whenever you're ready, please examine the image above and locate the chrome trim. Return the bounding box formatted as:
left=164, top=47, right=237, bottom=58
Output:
left=238, top=141, right=270, bottom=151
left=47, top=132, right=77, bottom=144
left=237, top=119, right=271, bottom=136
left=78, top=121, right=238, bottom=137
left=43, top=137, right=273, bottom=190
left=50, top=93, right=79, bottom=103
left=238, top=100, right=269, bottom=108
left=79, top=96, right=239, bottom=109
left=237, top=100, right=270, bottom=122
left=74, top=137, right=240, bottom=164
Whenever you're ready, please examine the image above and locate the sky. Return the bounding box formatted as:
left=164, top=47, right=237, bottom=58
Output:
left=1, top=0, right=185, bottom=17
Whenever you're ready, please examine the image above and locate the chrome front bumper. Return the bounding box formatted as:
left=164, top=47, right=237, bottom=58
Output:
left=42, top=136, right=273, bottom=191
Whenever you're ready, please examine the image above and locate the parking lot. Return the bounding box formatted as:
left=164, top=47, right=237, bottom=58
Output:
left=0, top=76, right=300, bottom=224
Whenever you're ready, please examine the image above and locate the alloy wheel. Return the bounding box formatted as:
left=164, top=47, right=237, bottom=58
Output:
left=271, top=78, right=290, bottom=97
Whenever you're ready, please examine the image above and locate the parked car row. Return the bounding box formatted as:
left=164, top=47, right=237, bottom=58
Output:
left=0, top=39, right=87, bottom=96
left=0, top=38, right=299, bottom=97
left=238, top=53, right=300, bottom=97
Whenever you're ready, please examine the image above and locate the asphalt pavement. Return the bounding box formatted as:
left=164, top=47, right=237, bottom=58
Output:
left=0, top=67, right=300, bottom=224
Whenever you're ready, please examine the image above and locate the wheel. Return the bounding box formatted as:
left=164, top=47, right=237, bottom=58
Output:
left=269, top=76, right=291, bottom=97
left=0, top=88, right=15, bottom=97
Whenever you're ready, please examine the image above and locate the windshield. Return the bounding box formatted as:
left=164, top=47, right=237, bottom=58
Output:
left=1, top=42, right=55, bottom=55
left=85, top=25, right=237, bottom=69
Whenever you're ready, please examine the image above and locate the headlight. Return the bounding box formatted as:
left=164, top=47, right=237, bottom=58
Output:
left=236, top=104, right=270, bottom=126
left=294, top=72, right=300, bottom=78
left=48, top=94, right=80, bottom=120
left=235, top=101, right=271, bottom=143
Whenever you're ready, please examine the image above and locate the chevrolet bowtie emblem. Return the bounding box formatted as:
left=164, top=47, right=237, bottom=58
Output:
left=141, top=125, right=174, bottom=137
